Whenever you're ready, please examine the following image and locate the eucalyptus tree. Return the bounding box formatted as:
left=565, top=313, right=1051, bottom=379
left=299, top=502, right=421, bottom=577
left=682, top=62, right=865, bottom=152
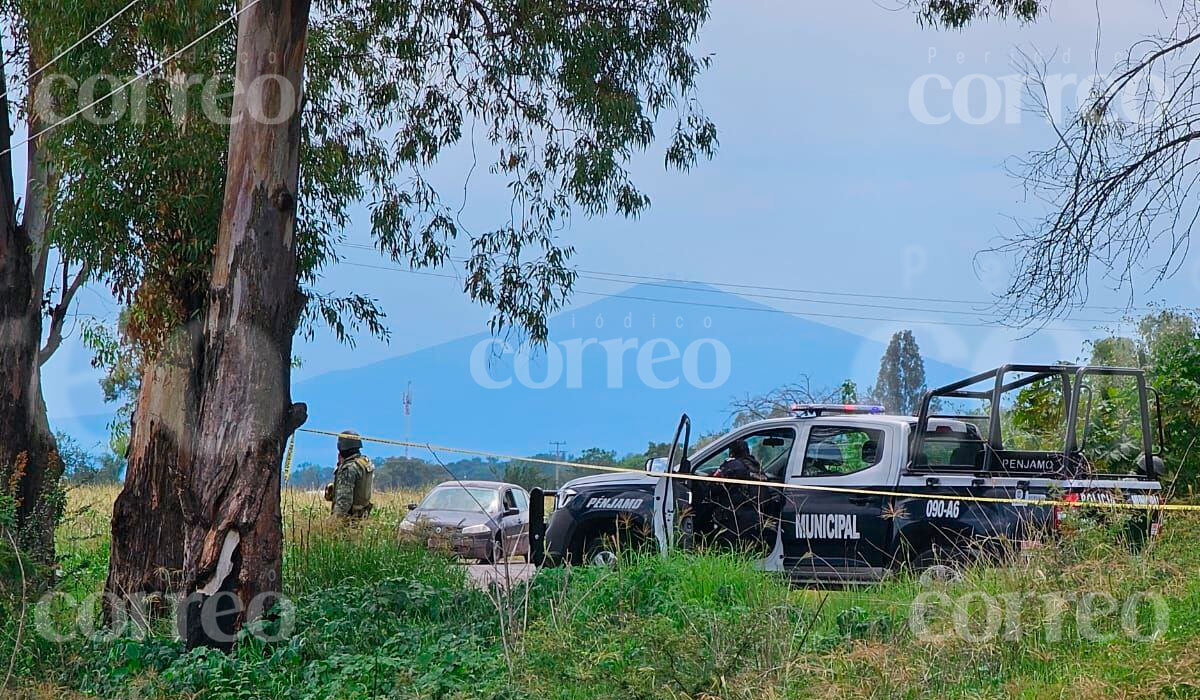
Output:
left=69, top=0, right=717, bottom=638
left=0, top=49, right=63, bottom=564
left=174, top=0, right=719, bottom=645
left=4, top=0, right=376, bottom=600
left=0, top=0, right=112, bottom=563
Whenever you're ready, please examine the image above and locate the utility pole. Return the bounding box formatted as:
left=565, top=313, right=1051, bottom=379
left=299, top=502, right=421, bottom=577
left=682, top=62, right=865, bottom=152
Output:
left=402, top=381, right=413, bottom=459
left=549, top=440, right=567, bottom=488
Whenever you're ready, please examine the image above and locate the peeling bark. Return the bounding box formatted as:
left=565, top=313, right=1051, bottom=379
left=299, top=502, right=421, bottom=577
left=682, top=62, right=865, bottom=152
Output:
left=105, top=326, right=200, bottom=608
left=182, top=0, right=312, bottom=649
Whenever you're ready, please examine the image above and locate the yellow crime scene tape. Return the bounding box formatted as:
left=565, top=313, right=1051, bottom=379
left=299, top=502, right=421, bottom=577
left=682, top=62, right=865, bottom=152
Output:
left=297, top=428, right=1200, bottom=513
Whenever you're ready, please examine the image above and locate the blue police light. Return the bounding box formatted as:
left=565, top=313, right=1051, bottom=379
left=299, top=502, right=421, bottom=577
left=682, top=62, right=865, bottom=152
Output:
left=789, top=403, right=886, bottom=416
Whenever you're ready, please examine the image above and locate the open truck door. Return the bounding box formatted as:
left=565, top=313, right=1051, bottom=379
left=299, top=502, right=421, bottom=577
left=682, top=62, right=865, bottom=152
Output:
left=653, top=413, right=691, bottom=554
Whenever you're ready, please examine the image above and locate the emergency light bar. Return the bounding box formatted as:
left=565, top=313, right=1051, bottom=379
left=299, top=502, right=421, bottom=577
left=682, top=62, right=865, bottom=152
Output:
left=789, top=403, right=886, bottom=416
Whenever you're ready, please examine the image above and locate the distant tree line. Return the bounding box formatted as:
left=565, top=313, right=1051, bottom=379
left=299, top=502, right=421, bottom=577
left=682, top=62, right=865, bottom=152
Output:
left=58, top=433, right=693, bottom=494
left=271, top=442, right=684, bottom=493
left=57, top=434, right=125, bottom=486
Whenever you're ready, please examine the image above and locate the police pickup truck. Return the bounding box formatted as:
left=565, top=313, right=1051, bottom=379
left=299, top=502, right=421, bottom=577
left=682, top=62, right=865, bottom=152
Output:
left=538, top=364, right=1165, bottom=581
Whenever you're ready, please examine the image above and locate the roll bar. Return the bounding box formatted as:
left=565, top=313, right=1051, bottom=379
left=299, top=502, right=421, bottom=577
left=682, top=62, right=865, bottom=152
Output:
left=912, top=364, right=1155, bottom=477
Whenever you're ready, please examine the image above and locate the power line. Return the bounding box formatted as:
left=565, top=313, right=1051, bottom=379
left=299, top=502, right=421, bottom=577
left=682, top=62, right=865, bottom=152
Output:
left=348, top=243, right=1005, bottom=319
left=574, top=268, right=1174, bottom=315
left=336, top=258, right=1123, bottom=333
left=0, top=0, right=145, bottom=106
left=567, top=288, right=1114, bottom=332
left=578, top=270, right=1117, bottom=323
left=1, top=0, right=260, bottom=158
left=336, top=242, right=1170, bottom=316
left=549, top=440, right=567, bottom=488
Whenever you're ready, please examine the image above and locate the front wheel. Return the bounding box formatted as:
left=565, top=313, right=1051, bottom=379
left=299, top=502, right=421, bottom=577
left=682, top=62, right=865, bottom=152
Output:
left=479, top=536, right=504, bottom=565
left=581, top=534, right=619, bottom=567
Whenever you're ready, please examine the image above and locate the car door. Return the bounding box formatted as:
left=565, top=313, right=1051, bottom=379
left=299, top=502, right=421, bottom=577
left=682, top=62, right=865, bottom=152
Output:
left=511, top=488, right=531, bottom=555
left=685, top=427, right=795, bottom=553
left=655, top=419, right=795, bottom=558
left=500, top=488, right=525, bottom=554
left=653, top=414, right=691, bottom=553
left=780, top=421, right=896, bottom=576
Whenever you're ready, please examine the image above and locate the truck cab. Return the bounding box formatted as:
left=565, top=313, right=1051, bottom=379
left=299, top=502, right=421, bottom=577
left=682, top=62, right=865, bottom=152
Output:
left=652, top=410, right=1061, bottom=582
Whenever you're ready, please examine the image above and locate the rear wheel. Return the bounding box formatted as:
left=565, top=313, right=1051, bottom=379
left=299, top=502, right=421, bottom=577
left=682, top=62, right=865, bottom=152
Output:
left=914, top=545, right=967, bottom=584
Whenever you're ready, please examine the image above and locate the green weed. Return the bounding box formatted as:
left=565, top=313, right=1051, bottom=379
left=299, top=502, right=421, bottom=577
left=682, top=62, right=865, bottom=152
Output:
left=4, top=486, right=1200, bottom=700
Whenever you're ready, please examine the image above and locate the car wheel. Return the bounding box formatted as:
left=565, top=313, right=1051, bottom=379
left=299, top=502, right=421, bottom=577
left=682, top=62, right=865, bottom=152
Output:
left=582, top=534, right=619, bottom=567
left=915, top=546, right=966, bottom=584
left=479, top=536, right=502, bottom=565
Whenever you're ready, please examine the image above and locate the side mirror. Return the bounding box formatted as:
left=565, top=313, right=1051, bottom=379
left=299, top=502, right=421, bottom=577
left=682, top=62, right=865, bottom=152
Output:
left=503, top=507, right=520, bottom=518
left=646, top=457, right=668, bottom=474
left=407, top=503, right=418, bottom=511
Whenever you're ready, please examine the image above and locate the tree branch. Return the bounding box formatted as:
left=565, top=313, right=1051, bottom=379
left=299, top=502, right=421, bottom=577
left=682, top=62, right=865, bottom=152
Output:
left=996, top=11, right=1200, bottom=322
left=39, top=261, right=88, bottom=366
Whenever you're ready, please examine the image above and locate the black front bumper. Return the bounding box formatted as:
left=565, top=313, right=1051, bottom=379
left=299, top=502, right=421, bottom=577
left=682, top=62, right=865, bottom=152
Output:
left=543, top=507, right=580, bottom=565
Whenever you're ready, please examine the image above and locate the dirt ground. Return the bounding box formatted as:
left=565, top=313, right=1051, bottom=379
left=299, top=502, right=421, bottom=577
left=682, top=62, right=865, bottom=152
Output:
left=463, top=561, right=537, bottom=588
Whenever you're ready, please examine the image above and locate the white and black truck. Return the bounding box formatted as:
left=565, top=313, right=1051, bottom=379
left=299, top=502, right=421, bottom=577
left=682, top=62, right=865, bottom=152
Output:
left=532, top=364, right=1166, bottom=581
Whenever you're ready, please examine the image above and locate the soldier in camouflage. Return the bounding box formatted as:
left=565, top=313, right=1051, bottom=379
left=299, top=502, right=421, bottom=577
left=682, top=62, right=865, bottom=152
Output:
left=328, top=429, right=375, bottom=518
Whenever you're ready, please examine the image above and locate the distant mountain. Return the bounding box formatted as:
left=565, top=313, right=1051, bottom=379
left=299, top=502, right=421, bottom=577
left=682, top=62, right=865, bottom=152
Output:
left=290, top=283, right=969, bottom=465
left=49, top=283, right=972, bottom=465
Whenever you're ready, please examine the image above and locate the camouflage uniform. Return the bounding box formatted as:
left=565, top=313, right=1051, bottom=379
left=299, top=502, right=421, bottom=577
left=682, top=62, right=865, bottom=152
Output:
left=332, top=452, right=375, bottom=518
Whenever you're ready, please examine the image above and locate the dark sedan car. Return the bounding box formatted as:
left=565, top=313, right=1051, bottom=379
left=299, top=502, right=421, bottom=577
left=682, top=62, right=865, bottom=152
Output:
left=398, top=480, right=530, bottom=563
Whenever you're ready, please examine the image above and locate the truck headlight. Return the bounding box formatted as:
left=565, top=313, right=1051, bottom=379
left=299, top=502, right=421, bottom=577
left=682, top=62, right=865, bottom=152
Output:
left=461, top=523, right=491, bottom=535
left=398, top=520, right=416, bottom=532
left=556, top=488, right=578, bottom=509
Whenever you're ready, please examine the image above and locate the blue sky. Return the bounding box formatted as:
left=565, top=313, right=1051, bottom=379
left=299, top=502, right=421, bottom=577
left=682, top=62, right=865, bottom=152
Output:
left=26, top=1, right=1200, bottom=428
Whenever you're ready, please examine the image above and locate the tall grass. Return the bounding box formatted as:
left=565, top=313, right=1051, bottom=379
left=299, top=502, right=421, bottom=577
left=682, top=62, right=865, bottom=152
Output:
left=4, top=485, right=1200, bottom=699
left=279, top=488, right=463, bottom=595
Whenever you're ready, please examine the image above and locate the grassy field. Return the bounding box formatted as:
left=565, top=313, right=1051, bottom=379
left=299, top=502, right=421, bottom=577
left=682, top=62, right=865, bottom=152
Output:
left=2, top=485, right=1199, bottom=699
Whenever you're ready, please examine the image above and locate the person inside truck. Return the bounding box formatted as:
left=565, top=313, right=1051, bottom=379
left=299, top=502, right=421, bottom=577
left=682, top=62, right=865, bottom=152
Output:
left=713, top=439, right=764, bottom=480
left=699, top=438, right=781, bottom=552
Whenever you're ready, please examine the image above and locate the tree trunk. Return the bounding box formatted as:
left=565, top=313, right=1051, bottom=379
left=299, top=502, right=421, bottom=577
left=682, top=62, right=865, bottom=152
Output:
left=0, top=44, right=61, bottom=564
left=104, top=41, right=217, bottom=613
left=105, top=327, right=200, bottom=609
left=181, top=0, right=311, bottom=649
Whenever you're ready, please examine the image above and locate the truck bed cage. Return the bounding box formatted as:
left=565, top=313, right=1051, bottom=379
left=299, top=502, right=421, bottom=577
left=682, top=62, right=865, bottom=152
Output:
left=911, top=364, right=1160, bottom=479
